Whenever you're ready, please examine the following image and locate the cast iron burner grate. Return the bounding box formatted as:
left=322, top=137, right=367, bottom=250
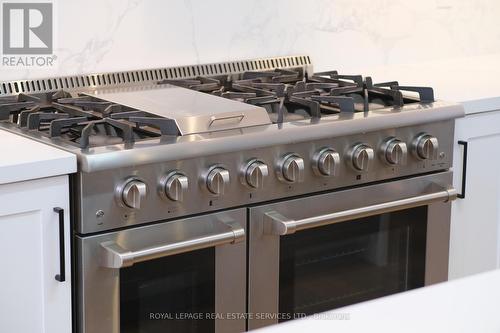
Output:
left=160, top=69, right=434, bottom=124
left=0, top=90, right=179, bottom=148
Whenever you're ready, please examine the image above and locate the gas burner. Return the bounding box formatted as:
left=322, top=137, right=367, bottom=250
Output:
left=0, top=90, right=179, bottom=148
left=160, top=69, right=435, bottom=124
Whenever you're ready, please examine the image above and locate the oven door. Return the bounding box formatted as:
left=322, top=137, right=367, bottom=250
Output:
left=77, top=208, right=246, bottom=333
left=248, top=171, right=456, bottom=329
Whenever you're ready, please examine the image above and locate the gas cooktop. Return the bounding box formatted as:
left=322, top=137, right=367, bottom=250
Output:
left=0, top=58, right=434, bottom=149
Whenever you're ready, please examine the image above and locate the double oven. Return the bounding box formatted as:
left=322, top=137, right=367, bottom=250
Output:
left=75, top=122, right=458, bottom=333
left=77, top=174, right=456, bottom=333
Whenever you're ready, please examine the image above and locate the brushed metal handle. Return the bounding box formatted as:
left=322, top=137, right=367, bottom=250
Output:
left=208, top=113, right=245, bottom=127
left=264, top=186, right=458, bottom=236
left=100, top=220, right=245, bottom=268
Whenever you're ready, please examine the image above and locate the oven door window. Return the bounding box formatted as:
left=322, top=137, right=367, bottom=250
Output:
left=120, top=247, right=215, bottom=333
left=279, top=206, right=427, bottom=321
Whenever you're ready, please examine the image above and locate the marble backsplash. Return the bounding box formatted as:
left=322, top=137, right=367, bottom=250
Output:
left=1, top=0, right=499, bottom=80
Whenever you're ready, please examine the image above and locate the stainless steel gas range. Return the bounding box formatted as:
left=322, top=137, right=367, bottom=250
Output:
left=0, top=55, right=464, bottom=333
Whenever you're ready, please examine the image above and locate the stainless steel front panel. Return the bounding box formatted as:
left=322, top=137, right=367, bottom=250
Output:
left=76, top=120, right=455, bottom=234
left=77, top=208, right=246, bottom=333
left=247, top=171, right=454, bottom=329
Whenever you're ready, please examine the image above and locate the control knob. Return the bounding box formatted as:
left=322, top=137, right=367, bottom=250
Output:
left=243, top=160, right=269, bottom=189
left=120, top=179, right=148, bottom=209
left=206, top=167, right=230, bottom=195
left=278, top=154, right=305, bottom=183
left=161, top=172, right=189, bottom=202
left=381, top=138, right=407, bottom=165
left=313, top=148, right=340, bottom=176
left=413, top=133, right=439, bottom=160
left=348, top=144, right=374, bottom=172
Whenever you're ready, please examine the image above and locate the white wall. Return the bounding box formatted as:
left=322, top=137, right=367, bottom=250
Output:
left=1, top=0, right=499, bottom=80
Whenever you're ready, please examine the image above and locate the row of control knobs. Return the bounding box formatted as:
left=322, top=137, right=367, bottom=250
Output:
left=118, top=133, right=439, bottom=209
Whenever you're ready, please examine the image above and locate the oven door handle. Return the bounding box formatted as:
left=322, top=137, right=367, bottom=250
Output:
left=100, top=220, right=245, bottom=268
left=264, top=185, right=458, bottom=236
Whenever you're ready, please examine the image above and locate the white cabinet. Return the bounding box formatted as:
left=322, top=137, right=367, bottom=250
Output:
left=449, top=110, right=500, bottom=279
left=0, top=175, right=72, bottom=333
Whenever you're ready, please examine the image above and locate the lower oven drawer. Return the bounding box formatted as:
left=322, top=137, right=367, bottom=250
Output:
left=248, top=171, right=456, bottom=329
left=77, top=208, right=246, bottom=333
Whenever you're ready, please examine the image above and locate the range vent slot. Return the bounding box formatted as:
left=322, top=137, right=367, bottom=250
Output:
left=0, top=55, right=312, bottom=97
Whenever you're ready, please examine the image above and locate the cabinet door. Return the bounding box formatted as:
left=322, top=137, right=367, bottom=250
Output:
left=0, top=175, right=71, bottom=333
left=450, top=111, right=500, bottom=279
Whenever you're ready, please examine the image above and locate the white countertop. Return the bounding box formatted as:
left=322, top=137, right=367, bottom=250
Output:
left=0, top=129, right=76, bottom=185
left=335, top=53, right=500, bottom=114
left=254, top=269, right=500, bottom=333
